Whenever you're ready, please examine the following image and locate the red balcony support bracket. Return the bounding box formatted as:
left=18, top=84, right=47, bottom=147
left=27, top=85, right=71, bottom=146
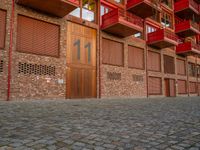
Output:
left=126, top=0, right=161, bottom=18
left=16, top=0, right=80, bottom=17
left=176, top=42, right=200, bottom=56
left=101, top=9, right=143, bottom=37
left=147, top=29, right=178, bottom=49
left=175, top=20, right=200, bottom=37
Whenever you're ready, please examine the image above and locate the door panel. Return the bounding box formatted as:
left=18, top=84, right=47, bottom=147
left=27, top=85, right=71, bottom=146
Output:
left=66, top=22, right=96, bottom=99
left=169, top=79, right=175, bottom=97
left=165, top=79, right=170, bottom=97
left=83, top=69, right=96, bottom=98
left=70, top=68, right=83, bottom=98
left=198, top=83, right=200, bottom=96
left=165, top=79, right=175, bottom=97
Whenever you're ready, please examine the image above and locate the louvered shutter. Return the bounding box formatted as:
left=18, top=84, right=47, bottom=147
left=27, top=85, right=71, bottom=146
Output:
left=0, top=10, right=6, bottom=49
left=148, top=51, right=161, bottom=71
left=190, top=82, right=197, bottom=93
left=128, top=46, right=144, bottom=69
left=177, top=80, right=187, bottom=94
left=17, top=15, right=59, bottom=57
left=164, top=55, right=175, bottom=74
left=148, top=77, right=162, bottom=95
left=177, top=59, right=186, bottom=75
left=102, top=38, right=124, bottom=66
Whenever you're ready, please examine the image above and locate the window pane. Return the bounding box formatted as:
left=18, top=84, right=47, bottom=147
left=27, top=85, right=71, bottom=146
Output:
left=134, top=32, right=141, bottom=38
left=82, top=8, right=95, bottom=22
left=70, top=8, right=81, bottom=18
left=114, top=0, right=123, bottom=4
left=147, top=26, right=156, bottom=33
left=101, top=5, right=110, bottom=16
left=101, top=5, right=104, bottom=16
left=161, top=0, right=172, bottom=8
left=161, top=11, right=173, bottom=28
left=82, top=0, right=96, bottom=22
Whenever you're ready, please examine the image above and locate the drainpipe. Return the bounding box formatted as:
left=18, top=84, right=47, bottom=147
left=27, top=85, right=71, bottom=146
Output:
left=144, top=20, right=148, bottom=98
left=7, top=0, right=15, bottom=101
left=186, top=56, right=189, bottom=97
left=198, top=56, right=199, bottom=96
left=195, top=55, right=198, bottom=95
left=98, top=0, right=101, bottom=99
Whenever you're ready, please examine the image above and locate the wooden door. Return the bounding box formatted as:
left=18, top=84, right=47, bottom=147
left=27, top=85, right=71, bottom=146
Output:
left=66, top=22, right=96, bottom=99
left=198, top=83, right=200, bottom=96
left=169, top=79, right=176, bottom=97
left=165, top=79, right=170, bottom=97
left=165, top=78, right=175, bottom=97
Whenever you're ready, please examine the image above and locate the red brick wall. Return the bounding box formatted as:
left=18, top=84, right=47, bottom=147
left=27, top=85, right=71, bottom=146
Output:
left=0, top=0, right=199, bottom=100
left=100, top=32, right=147, bottom=98
left=0, top=0, right=11, bottom=100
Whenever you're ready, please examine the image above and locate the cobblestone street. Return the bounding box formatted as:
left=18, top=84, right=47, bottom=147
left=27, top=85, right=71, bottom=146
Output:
left=0, top=97, right=200, bottom=150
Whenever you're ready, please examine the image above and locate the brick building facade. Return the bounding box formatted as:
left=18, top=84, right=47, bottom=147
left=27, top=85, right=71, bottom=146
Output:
left=0, top=0, right=200, bottom=100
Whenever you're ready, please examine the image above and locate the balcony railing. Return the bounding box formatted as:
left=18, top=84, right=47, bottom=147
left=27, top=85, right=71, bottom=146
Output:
left=175, top=20, right=200, bottom=37
left=147, top=29, right=179, bottom=49
left=101, top=9, right=143, bottom=37
left=176, top=41, right=200, bottom=55
left=174, top=0, right=199, bottom=18
left=175, top=0, right=199, bottom=12
left=126, top=0, right=161, bottom=18
left=190, top=0, right=199, bottom=10
left=67, top=0, right=79, bottom=5
left=190, top=20, right=199, bottom=29
left=16, top=0, right=80, bottom=17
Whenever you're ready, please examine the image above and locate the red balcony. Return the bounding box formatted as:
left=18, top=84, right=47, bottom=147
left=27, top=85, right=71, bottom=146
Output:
left=176, top=42, right=200, bottom=56
left=194, top=0, right=200, bottom=3
left=126, top=0, right=161, bottom=18
left=174, top=0, right=199, bottom=19
left=101, top=9, right=143, bottom=37
left=147, top=29, right=179, bottom=49
left=16, top=0, right=79, bottom=17
left=175, top=20, right=200, bottom=37
left=197, top=34, right=200, bottom=42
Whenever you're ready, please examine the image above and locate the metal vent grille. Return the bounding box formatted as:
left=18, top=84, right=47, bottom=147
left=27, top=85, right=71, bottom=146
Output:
left=0, top=60, right=3, bottom=73
left=18, top=62, right=55, bottom=76
left=107, top=72, right=121, bottom=80
left=132, top=75, right=143, bottom=82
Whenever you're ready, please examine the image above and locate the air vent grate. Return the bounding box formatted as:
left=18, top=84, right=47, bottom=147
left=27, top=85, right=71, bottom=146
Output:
left=107, top=72, right=121, bottom=80
left=0, top=60, right=3, bottom=73
left=18, top=62, right=55, bottom=76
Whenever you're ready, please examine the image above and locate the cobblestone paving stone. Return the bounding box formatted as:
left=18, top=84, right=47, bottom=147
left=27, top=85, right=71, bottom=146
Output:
left=0, top=97, right=200, bottom=150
